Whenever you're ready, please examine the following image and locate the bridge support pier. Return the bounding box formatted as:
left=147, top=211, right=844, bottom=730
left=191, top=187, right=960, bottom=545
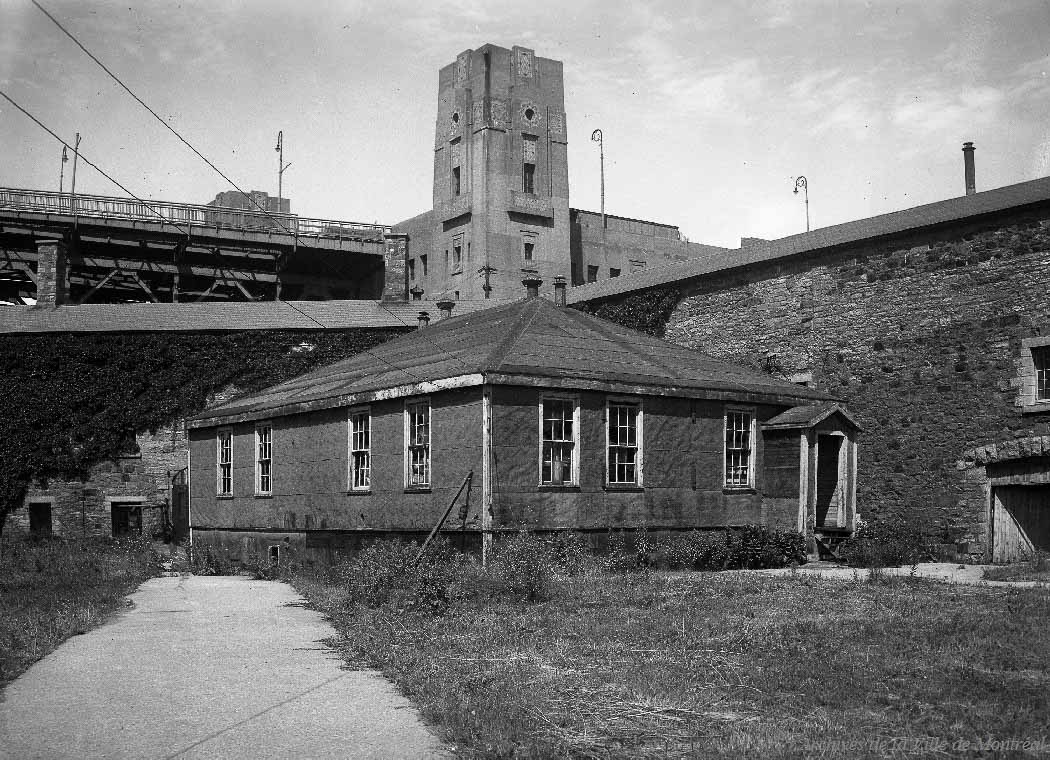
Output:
left=35, top=238, right=69, bottom=306
left=382, top=233, right=409, bottom=301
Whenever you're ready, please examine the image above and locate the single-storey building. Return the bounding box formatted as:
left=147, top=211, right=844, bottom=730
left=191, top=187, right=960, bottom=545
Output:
left=187, top=279, right=860, bottom=563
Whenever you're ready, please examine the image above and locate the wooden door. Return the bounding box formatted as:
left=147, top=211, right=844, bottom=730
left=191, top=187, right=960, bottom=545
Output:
left=992, top=486, right=1050, bottom=562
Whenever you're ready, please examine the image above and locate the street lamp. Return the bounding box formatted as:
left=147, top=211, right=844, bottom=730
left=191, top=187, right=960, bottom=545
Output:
left=275, top=131, right=292, bottom=213
left=591, top=129, right=605, bottom=230
left=793, top=176, right=809, bottom=232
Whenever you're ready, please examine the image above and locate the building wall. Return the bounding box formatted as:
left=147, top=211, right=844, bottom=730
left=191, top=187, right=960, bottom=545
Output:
left=660, top=208, right=1050, bottom=555
left=189, top=388, right=484, bottom=562
left=488, top=385, right=796, bottom=534
left=13, top=421, right=187, bottom=539
left=569, top=210, right=727, bottom=286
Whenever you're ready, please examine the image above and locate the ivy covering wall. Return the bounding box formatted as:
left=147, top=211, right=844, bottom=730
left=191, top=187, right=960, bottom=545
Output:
left=0, top=328, right=408, bottom=535
left=572, top=286, right=682, bottom=337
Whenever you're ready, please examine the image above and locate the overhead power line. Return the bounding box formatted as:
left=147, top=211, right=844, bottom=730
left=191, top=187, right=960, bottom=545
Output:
left=31, top=0, right=294, bottom=238
left=29, top=0, right=469, bottom=390
left=0, top=89, right=192, bottom=238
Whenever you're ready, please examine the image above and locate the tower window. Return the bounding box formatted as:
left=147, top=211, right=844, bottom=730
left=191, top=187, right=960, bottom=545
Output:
left=610, top=268, right=621, bottom=278
left=452, top=166, right=461, bottom=196
left=522, top=135, right=537, bottom=194
left=523, top=163, right=535, bottom=194
left=521, top=231, right=537, bottom=263
left=587, top=265, right=598, bottom=283
left=420, top=254, right=428, bottom=276
left=452, top=237, right=463, bottom=271
left=408, top=258, right=416, bottom=281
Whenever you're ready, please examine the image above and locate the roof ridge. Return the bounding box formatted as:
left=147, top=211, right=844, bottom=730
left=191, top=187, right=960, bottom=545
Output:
left=479, top=298, right=542, bottom=372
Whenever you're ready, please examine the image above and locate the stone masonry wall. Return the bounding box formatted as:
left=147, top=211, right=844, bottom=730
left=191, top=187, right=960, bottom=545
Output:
left=661, top=210, right=1050, bottom=555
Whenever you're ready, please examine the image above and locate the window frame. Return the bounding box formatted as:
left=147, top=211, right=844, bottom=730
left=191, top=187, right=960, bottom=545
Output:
left=404, top=398, right=432, bottom=490
left=606, top=399, right=643, bottom=488
left=1020, top=338, right=1050, bottom=413
left=348, top=407, right=371, bottom=493
left=538, top=395, right=580, bottom=487
left=216, top=427, right=233, bottom=497
left=521, top=231, right=537, bottom=264
left=254, top=422, right=273, bottom=496
left=723, top=407, right=756, bottom=490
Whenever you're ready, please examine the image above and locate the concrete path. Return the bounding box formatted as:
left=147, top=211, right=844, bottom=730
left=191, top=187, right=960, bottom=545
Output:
left=0, top=575, right=449, bottom=760
left=750, top=561, right=1050, bottom=588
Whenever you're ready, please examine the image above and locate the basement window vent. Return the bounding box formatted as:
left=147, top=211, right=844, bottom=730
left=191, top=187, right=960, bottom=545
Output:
left=269, top=545, right=280, bottom=565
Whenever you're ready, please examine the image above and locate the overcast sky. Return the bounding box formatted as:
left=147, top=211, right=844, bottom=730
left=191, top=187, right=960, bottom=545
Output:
left=2, top=0, right=1048, bottom=248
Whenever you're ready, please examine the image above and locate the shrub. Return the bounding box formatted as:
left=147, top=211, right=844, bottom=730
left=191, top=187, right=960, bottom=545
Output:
left=839, top=517, right=929, bottom=568
left=340, top=538, right=475, bottom=613
left=662, top=527, right=807, bottom=570
left=485, top=531, right=556, bottom=601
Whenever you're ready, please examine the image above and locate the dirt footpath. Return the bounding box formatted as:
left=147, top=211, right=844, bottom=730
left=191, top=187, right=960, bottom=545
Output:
left=0, top=575, right=449, bottom=760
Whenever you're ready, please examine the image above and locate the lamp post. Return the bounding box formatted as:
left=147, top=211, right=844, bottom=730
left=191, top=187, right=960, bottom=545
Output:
left=59, top=145, right=68, bottom=194
left=793, top=175, right=809, bottom=232
left=275, top=131, right=292, bottom=213
left=591, top=129, right=605, bottom=230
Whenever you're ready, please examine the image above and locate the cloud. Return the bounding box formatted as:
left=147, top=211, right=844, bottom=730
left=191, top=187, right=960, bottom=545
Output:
left=891, top=85, right=1005, bottom=135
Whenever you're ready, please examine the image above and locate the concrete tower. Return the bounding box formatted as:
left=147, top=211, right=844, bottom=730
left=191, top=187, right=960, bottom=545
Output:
left=395, top=44, right=570, bottom=300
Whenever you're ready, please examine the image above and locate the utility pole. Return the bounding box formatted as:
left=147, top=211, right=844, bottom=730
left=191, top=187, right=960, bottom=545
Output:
left=793, top=176, right=809, bottom=232
left=275, top=131, right=292, bottom=213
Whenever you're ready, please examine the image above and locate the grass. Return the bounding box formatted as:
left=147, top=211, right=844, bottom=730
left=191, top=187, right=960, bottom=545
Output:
left=0, top=535, right=163, bottom=689
left=287, top=543, right=1050, bottom=759
left=983, top=552, right=1050, bottom=583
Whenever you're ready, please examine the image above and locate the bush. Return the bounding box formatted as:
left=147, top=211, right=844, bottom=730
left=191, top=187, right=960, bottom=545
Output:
left=340, top=538, right=476, bottom=613
left=662, top=527, right=807, bottom=570
left=485, top=531, right=556, bottom=601
left=839, top=517, right=929, bottom=568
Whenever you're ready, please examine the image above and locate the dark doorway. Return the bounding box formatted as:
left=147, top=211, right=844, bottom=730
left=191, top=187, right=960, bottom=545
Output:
left=993, top=485, right=1050, bottom=562
left=29, top=502, right=52, bottom=536
left=111, top=503, right=142, bottom=537
left=171, top=469, right=189, bottom=543
left=815, top=435, right=843, bottom=527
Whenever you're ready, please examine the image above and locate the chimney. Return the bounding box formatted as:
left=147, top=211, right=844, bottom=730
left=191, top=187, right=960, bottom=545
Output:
left=553, top=275, right=566, bottom=307
left=521, top=269, right=542, bottom=299
left=435, top=298, right=455, bottom=319
left=417, top=310, right=430, bottom=330
left=962, top=141, right=976, bottom=196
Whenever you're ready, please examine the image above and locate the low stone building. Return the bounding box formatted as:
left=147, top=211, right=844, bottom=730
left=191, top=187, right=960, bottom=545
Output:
left=187, top=280, right=858, bottom=563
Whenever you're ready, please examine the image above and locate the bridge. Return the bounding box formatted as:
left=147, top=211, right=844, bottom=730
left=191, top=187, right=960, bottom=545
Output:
left=0, top=187, right=406, bottom=305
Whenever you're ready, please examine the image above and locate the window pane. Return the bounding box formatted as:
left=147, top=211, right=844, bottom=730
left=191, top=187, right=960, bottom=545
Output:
left=724, top=412, right=753, bottom=487
left=1036, top=348, right=1050, bottom=402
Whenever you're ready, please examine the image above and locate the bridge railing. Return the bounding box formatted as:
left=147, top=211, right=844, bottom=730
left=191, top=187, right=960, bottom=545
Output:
left=0, top=187, right=390, bottom=241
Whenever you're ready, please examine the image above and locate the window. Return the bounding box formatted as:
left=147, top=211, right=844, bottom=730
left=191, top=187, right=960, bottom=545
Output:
left=255, top=424, right=273, bottom=495
left=405, top=400, right=430, bottom=488
left=111, top=502, right=142, bottom=537
left=349, top=409, right=371, bottom=491
left=420, top=254, right=428, bottom=276
left=607, top=402, right=641, bottom=485
left=521, top=231, right=537, bottom=263
left=216, top=428, right=233, bottom=496
left=540, top=397, right=578, bottom=485
left=452, top=237, right=463, bottom=270
left=587, top=265, right=598, bottom=283
left=610, top=268, right=621, bottom=278
left=1037, top=347, right=1049, bottom=402
left=408, top=258, right=416, bottom=281
left=724, top=409, right=755, bottom=489
left=522, top=162, right=536, bottom=194
left=450, top=138, right=462, bottom=196
left=522, top=135, right=537, bottom=194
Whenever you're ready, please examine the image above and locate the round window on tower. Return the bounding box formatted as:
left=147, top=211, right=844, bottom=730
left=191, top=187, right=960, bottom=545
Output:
left=524, top=108, right=535, bottom=121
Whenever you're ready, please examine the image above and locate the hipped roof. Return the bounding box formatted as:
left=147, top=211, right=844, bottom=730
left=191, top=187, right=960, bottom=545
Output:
left=190, top=297, right=833, bottom=427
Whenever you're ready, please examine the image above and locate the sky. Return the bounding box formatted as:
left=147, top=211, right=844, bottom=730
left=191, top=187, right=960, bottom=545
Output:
left=1, top=0, right=1048, bottom=248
